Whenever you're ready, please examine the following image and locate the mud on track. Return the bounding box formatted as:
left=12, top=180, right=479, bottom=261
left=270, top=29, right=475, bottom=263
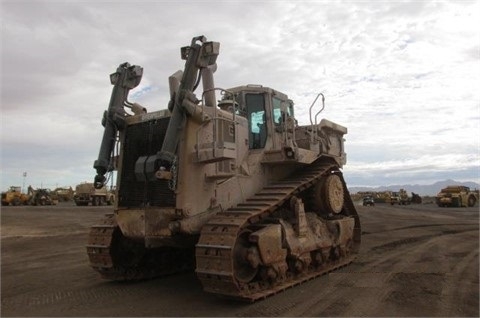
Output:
left=1, top=202, right=478, bottom=317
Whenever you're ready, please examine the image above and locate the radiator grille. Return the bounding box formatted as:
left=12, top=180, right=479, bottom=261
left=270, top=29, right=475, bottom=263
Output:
left=118, top=117, right=175, bottom=207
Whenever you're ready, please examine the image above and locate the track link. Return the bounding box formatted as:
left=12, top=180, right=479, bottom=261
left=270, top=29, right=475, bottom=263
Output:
left=195, top=160, right=361, bottom=301
left=86, top=213, right=120, bottom=279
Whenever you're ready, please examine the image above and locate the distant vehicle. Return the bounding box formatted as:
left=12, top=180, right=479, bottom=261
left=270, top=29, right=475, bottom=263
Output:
left=411, top=192, right=422, bottom=204
left=363, top=196, right=375, bottom=206
left=1, top=186, right=30, bottom=206
left=74, top=182, right=114, bottom=206
left=436, top=186, right=478, bottom=207
left=52, top=187, right=74, bottom=202
left=390, top=189, right=411, bottom=205
left=28, top=187, right=57, bottom=206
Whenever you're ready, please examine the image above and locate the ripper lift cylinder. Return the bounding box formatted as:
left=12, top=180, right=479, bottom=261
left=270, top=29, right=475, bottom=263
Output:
left=157, top=36, right=219, bottom=168
left=93, top=62, right=143, bottom=188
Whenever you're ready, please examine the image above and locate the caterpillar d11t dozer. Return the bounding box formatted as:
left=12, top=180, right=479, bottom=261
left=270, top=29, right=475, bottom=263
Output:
left=87, top=36, right=361, bottom=301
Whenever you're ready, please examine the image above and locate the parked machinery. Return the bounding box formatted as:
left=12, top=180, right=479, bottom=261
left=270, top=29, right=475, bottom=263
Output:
left=411, top=192, right=422, bottom=204
left=27, top=186, right=57, bottom=206
left=86, top=36, right=360, bottom=301
left=52, top=186, right=74, bottom=202
left=390, top=189, right=411, bottom=205
left=74, top=182, right=114, bottom=206
left=436, top=186, right=478, bottom=207
left=1, top=186, right=30, bottom=206
left=30, top=189, right=56, bottom=206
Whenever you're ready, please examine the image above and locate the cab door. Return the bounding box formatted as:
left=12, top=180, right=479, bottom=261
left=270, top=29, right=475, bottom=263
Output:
left=245, top=93, right=267, bottom=149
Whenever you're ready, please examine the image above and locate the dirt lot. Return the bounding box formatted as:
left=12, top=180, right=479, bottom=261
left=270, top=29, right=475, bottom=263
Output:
left=1, top=202, right=478, bottom=317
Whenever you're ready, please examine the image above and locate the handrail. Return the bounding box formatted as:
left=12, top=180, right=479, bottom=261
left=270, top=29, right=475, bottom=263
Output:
left=313, top=93, right=325, bottom=126
left=308, top=93, right=323, bottom=126
left=308, top=93, right=325, bottom=143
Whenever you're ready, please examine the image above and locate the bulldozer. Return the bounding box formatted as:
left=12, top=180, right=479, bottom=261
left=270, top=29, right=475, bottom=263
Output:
left=87, top=36, right=361, bottom=301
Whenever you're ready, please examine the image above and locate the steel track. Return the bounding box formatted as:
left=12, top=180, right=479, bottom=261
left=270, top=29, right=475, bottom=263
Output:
left=195, top=160, right=361, bottom=301
left=86, top=214, right=194, bottom=280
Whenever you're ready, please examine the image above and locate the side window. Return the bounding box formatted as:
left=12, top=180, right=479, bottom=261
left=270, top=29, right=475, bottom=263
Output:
left=272, top=98, right=294, bottom=126
left=287, top=101, right=294, bottom=117
left=272, top=97, right=282, bottom=125
left=246, top=94, right=267, bottom=149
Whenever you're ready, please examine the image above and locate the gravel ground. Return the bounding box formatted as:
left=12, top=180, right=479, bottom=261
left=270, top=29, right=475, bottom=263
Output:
left=1, top=202, right=478, bottom=317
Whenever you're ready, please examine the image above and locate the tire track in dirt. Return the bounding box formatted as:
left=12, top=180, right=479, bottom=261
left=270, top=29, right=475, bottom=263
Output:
left=439, top=236, right=479, bottom=316
left=279, top=226, right=478, bottom=317
left=363, top=222, right=476, bottom=236
left=1, top=284, right=145, bottom=309
left=341, top=228, right=478, bottom=317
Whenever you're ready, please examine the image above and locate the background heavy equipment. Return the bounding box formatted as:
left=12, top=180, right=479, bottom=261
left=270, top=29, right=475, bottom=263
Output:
left=52, top=186, right=74, bottom=202
left=74, top=182, right=114, bottom=206
left=389, top=189, right=423, bottom=205
left=390, top=189, right=411, bottom=205
left=27, top=186, right=57, bottom=206
left=411, top=192, right=422, bottom=204
left=1, top=186, right=30, bottom=206
left=87, top=36, right=360, bottom=301
left=436, top=185, right=478, bottom=207
left=351, top=191, right=391, bottom=203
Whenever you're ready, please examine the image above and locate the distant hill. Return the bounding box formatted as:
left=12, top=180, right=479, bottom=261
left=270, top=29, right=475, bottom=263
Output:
left=349, top=179, right=480, bottom=196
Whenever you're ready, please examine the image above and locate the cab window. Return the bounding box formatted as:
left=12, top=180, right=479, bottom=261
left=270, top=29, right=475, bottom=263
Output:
left=273, top=97, right=294, bottom=125
left=246, top=94, right=267, bottom=149
left=272, top=97, right=282, bottom=124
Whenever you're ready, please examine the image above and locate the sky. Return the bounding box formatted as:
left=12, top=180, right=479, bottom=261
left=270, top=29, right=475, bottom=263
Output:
left=1, top=0, right=479, bottom=192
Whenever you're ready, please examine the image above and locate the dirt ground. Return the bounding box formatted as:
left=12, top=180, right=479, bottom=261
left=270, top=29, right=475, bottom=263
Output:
left=1, top=202, right=478, bottom=317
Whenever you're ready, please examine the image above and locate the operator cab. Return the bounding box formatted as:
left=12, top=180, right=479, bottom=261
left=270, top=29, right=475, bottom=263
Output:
left=221, top=85, right=294, bottom=150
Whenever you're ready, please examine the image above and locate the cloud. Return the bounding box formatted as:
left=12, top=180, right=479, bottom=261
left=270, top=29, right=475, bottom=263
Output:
left=344, top=149, right=480, bottom=186
left=1, top=0, right=479, bottom=190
